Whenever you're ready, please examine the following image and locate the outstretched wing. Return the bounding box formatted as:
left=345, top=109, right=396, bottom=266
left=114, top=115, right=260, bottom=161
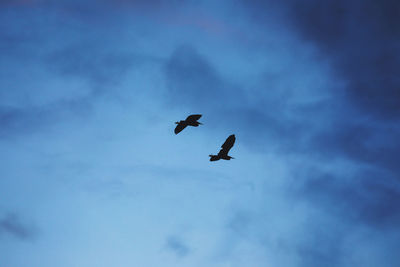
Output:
left=186, top=114, right=202, bottom=122
left=218, top=134, right=235, bottom=155
left=221, top=134, right=235, bottom=150
left=174, top=122, right=187, bottom=134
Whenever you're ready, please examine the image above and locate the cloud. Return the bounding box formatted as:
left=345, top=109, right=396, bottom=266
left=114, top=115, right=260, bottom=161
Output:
left=221, top=5, right=400, bottom=227
left=0, top=106, right=46, bottom=139
left=0, top=213, right=38, bottom=241
left=288, top=166, right=400, bottom=266
left=164, top=44, right=238, bottom=108
left=289, top=0, right=400, bottom=119
left=0, top=95, right=94, bottom=139
left=0, top=3, right=154, bottom=139
left=296, top=228, right=345, bottom=267
left=297, top=167, right=400, bottom=228
left=242, top=0, right=400, bottom=119
left=222, top=164, right=400, bottom=266
left=310, top=119, right=400, bottom=174
left=46, top=43, right=136, bottom=86
left=165, top=235, right=190, bottom=257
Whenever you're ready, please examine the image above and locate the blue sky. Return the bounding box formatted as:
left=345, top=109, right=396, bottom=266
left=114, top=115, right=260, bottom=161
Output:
left=1, top=1, right=400, bottom=266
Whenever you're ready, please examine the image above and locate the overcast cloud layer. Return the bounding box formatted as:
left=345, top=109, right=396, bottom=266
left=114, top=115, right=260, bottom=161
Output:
left=1, top=1, right=399, bottom=266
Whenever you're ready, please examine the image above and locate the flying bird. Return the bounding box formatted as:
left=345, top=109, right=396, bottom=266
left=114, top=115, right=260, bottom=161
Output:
left=174, top=114, right=203, bottom=134
left=209, top=134, right=236, bottom=161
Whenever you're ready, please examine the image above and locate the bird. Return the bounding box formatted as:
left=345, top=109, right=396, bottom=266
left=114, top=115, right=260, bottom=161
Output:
left=174, top=114, right=203, bottom=134
left=209, top=134, right=235, bottom=161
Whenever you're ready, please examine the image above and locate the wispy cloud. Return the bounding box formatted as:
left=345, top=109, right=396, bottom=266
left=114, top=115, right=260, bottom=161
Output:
left=165, top=235, right=190, bottom=257
left=0, top=213, right=38, bottom=241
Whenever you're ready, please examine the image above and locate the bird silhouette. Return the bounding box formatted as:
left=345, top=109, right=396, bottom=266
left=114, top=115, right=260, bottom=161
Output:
left=209, top=134, right=235, bottom=161
left=174, top=114, right=203, bottom=134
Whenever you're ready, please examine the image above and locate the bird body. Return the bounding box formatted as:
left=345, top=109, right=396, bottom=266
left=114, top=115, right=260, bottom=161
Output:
left=174, top=114, right=202, bottom=134
left=209, top=134, right=235, bottom=161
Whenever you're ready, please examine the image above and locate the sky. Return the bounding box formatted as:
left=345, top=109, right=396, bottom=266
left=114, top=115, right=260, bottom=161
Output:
left=1, top=0, right=399, bottom=266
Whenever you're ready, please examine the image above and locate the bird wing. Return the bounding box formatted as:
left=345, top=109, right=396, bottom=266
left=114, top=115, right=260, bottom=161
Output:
left=186, top=114, right=202, bottom=122
left=221, top=134, right=235, bottom=150
left=218, top=134, right=235, bottom=155
left=174, top=122, right=187, bottom=134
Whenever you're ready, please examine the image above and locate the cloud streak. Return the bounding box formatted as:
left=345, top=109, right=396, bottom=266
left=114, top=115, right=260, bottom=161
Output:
left=0, top=213, right=37, bottom=241
left=165, top=236, right=190, bottom=257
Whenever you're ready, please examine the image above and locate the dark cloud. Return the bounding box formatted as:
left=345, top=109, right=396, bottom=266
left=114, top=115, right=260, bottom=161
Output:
left=242, top=0, right=400, bottom=119
left=0, top=213, right=37, bottom=241
left=0, top=0, right=40, bottom=7
left=0, top=0, right=185, bottom=21
left=297, top=228, right=345, bottom=267
left=290, top=167, right=400, bottom=265
left=47, top=44, right=135, bottom=86
left=165, top=236, right=190, bottom=257
left=0, top=4, right=149, bottom=139
left=311, top=120, right=400, bottom=174
left=0, top=95, right=93, bottom=139
left=0, top=106, right=52, bottom=139
left=296, top=168, right=400, bottom=228
left=289, top=0, right=400, bottom=119
left=164, top=45, right=235, bottom=108
left=235, top=0, right=400, bottom=180
left=224, top=198, right=348, bottom=267
left=223, top=166, right=400, bottom=266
